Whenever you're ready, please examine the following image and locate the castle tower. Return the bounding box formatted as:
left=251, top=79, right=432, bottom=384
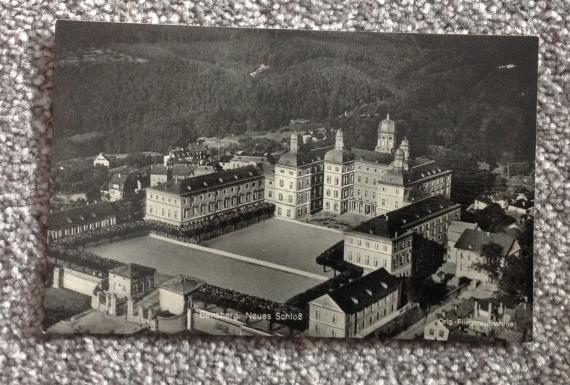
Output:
left=375, top=114, right=397, bottom=154
left=394, top=148, right=406, bottom=169
left=399, top=137, right=410, bottom=161
left=334, top=128, right=344, bottom=151
left=290, top=132, right=299, bottom=153
left=323, top=128, right=355, bottom=215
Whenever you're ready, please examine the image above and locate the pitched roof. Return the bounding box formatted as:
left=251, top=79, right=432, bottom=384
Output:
left=160, top=275, right=204, bottom=295
left=454, top=229, right=516, bottom=255
left=150, top=164, right=168, bottom=175
left=351, top=148, right=393, bottom=164
left=171, top=163, right=196, bottom=176
left=406, top=160, right=451, bottom=183
left=149, top=165, right=261, bottom=195
left=96, top=153, right=111, bottom=161
left=278, top=146, right=332, bottom=167
left=47, top=201, right=115, bottom=229
left=109, top=173, right=132, bottom=190
left=109, top=263, right=156, bottom=279
left=327, top=268, right=400, bottom=314
left=349, top=196, right=460, bottom=239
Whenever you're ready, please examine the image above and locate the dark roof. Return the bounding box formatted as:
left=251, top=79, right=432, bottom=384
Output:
left=509, top=199, right=533, bottom=209
left=278, top=146, right=331, bottom=167
left=160, top=275, right=204, bottom=295
left=150, top=164, right=168, bottom=175
left=109, top=263, right=156, bottom=279
left=327, top=268, right=400, bottom=314
left=454, top=229, right=516, bottom=255
left=149, top=165, right=261, bottom=195
left=171, top=163, right=196, bottom=176
left=349, top=196, right=460, bottom=239
left=109, top=173, right=132, bottom=190
left=406, top=160, right=451, bottom=184
left=48, top=202, right=115, bottom=229
left=219, top=155, right=233, bottom=162
left=351, top=148, right=393, bottom=164
left=262, top=162, right=275, bottom=177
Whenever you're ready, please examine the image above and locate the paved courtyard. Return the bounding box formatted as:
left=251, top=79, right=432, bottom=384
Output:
left=88, top=231, right=325, bottom=302
left=202, top=218, right=345, bottom=275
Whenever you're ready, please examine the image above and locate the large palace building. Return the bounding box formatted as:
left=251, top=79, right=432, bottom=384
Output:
left=268, top=115, right=452, bottom=220
left=145, top=115, right=452, bottom=225
left=144, top=166, right=264, bottom=226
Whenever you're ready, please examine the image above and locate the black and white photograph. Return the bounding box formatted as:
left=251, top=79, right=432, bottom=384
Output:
left=45, top=20, right=537, bottom=342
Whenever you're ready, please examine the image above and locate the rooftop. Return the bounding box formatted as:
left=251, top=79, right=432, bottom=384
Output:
left=349, top=196, right=460, bottom=239
left=150, top=164, right=168, bottom=175
left=109, top=263, right=156, bottom=279
left=160, top=275, right=204, bottom=295
left=278, top=146, right=332, bottom=167
left=48, top=201, right=115, bottom=229
left=326, top=268, right=400, bottom=314
left=454, top=229, right=517, bottom=255
left=149, top=165, right=261, bottom=195
left=351, top=148, right=393, bottom=164
left=171, top=163, right=196, bottom=176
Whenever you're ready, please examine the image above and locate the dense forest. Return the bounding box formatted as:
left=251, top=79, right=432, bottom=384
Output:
left=54, top=21, right=538, bottom=162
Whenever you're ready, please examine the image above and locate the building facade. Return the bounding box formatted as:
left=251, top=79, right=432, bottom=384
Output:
left=446, top=221, right=479, bottom=263
left=344, top=196, right=461, bottom=277
left=47, top=202, right=116, bottom=241
left=94, top=152, right=112, bottom=168
left=150, top=164, right=169, bottom=187
left=262, top=115, right=452, bottom=220
left=272, top=133, right=329, bottom=220
left=307, top=268, right=401, bottom=338
left=108, top=263, right=156, bottom=299
left=455, top=229, right=520, bottom=283
left=145, top=166, right=264, bottom=226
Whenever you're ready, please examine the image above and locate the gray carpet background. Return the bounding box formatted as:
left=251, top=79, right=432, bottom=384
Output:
left=1, top=0, right=569, bottom=384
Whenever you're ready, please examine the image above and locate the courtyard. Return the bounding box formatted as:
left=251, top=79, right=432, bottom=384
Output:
left=202, top=218, right=345, bottom=275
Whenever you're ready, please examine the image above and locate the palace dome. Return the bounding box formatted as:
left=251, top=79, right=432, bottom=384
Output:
left=379, top=114, right=396, bottom=134
left=324, top=148, right=355, bottom=164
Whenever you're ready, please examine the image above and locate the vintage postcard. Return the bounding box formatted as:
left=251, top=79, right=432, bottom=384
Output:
left=45, top=21, right=537, bottom=342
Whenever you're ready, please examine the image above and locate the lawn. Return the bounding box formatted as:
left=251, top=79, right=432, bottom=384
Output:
left=43, top=287, right=92, bottom=330
left=202, top=218, right=345, bottom=275
left=87, top=233, right=323, bottom=302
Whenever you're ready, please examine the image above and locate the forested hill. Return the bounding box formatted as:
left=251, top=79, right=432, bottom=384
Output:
left=54, top=21, right=538, bottom=162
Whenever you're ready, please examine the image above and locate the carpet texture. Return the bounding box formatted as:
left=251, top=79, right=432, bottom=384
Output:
left=1, top=0, right=569, bottom=384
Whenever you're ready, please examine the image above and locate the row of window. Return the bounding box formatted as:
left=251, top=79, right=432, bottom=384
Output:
left=347, top=250, right=410, bottom=269
left=149, top=181, right=262, bottom=204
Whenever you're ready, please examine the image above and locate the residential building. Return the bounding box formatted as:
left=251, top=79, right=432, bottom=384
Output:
left=307, top=268, right=401, bottom=338
left=424, top=298, right=475, bottom=341
left=145, top=166, right=264, bottom=226
left=47, top=202, right=116, bottom=241
left=446, top=221, right=478, bottom=263
left=225, top=153, right=271, bottom=170
left=171, top=163, right=196, bottom=183
left=344, top=196, right=461, bottom=277
left=150, top=164, right=169, bottom=187
left=108, top=263, right=156, bottom=299
left=107, top=172, right=137, bottom=201
left=94, top=152, right=113, bottom=168
left=455, top=229, right=520, bottom=283
left=273, top=132, right=330, bottom=220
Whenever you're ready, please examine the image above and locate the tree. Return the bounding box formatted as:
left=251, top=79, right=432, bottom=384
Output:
left=473, top=242, right=505, bottom=283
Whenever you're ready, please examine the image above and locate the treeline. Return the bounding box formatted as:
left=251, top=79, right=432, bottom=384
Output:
left=55, top=27, right=537, bottom=161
